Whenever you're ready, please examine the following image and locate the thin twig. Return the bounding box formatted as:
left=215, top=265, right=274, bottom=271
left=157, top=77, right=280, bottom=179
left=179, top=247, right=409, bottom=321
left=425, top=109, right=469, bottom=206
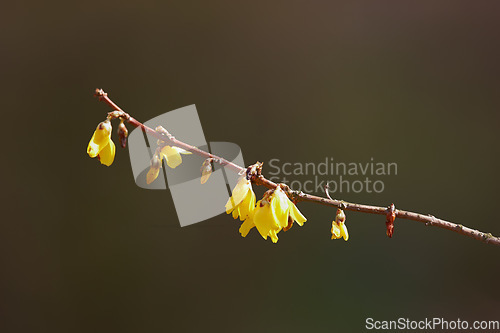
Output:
left=93, top=89, right=500, bottom=247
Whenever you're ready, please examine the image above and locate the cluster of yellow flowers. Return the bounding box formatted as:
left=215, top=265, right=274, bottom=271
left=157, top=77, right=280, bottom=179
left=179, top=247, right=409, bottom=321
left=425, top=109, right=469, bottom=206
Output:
left=225, top=177, right=349, bottom=243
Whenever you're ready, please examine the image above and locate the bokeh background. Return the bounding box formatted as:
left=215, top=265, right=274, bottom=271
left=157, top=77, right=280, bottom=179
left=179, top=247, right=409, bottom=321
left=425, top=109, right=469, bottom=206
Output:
left=1, top=1, right=499, bottom=332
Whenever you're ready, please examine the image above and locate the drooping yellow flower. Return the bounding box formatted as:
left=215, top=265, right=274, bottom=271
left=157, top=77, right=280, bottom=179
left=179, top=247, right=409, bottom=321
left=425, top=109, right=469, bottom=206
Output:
left=240, top=199, right=278, bottom=242
left=239, top=186, right=307, bottom=243
left=160, top=145, right=191, bottom=169
left=146, top=145, right=192, bottom=184
left=331, top=208, right=349, bottom=241
left=225, top=176, right=256, bottom=221
left=87, top=120, right=116, bottom=166
left=271, top=186, right=307, bottom=231
left=200, top=158, right=213, bottom=184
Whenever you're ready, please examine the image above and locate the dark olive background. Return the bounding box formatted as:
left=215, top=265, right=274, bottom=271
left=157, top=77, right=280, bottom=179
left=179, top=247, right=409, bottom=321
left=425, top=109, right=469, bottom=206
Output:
left=1, top=1, right=499, bottom=332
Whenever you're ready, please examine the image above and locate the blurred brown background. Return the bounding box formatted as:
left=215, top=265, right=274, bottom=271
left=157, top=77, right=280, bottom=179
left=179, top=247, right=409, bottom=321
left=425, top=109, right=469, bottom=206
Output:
left=1, top=1, right=499, bottom=332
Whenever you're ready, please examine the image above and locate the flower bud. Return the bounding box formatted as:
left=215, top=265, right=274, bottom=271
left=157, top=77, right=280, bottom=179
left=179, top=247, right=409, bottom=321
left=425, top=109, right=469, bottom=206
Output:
left=335, top=208, right=345, bottom=224
left=200, top=158, right=213, bottom=184
left=146, top=154, right=162, bottom=184
left=117, top=120, right=128, bottom=148
left=151, top=154, right=162, bottom=169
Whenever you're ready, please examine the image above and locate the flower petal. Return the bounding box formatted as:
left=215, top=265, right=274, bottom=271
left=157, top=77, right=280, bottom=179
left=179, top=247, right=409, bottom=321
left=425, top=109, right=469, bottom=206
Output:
left=226, top=196, right=237, bottom=215
left=239, top=216, right=255, bottom=237
left=253, top=201, right=280, bottom=241
left=225, top=177, right=251, bottom=212
left=271, top=188, right=290, bottom=228
left=237, top=189, right=256, bottom=221
left=331, top=221, right=341, bottom=239
left=161, top=146, right=183, bottom=169
left=98, top=139, right=115, bottom=166
left=340, top=222, right=349, bottom=241
left=268, top=229, right=279, bottom=243
left=87, top=121, right=112, bottom=158
left=146, top=166, right=160, bottom=184
left=87, top=132, right=101, bottom=158
left=232, top=208, right=239, bottom=219
left=289, top=202, right=307, bottom=226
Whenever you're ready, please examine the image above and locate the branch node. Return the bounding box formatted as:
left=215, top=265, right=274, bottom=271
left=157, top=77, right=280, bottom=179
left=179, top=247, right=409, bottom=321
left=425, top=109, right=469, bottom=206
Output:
left=246, top=162, right=263, bottom=181
left=386, top=203, right=396, bottom=238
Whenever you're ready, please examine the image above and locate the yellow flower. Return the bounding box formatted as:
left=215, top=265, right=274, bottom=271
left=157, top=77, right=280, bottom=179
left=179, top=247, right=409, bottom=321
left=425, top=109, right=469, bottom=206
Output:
left=225, top=176, right=256, bottom=221
left=331, top=208, right=349, bottom=241
left=271, top=186, right=306, bottom=232
left=87, top=120, right=116, bottom=166
left=146, top=145, right=192, bottom=184
left=239, top=186, right=306, bottom=243
left=160, top=145, right=191, bottom=169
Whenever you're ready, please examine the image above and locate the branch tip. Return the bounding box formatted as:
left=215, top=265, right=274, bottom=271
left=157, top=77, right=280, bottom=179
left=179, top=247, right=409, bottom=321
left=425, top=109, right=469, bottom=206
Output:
left=324, top=184, right=333, bottom=201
